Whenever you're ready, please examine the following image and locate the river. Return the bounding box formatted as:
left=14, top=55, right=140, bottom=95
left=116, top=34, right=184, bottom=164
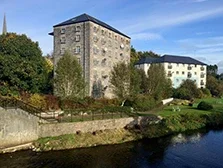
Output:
left=1, top=128, right=223, bottom=168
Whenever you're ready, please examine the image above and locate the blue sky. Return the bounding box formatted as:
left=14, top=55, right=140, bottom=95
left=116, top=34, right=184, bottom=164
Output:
left=1, top=0, right=223, bottom=72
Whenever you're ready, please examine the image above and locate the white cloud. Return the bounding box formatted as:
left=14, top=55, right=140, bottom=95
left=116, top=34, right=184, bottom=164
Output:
left=120, top=6, right=223, bottom=34
left=130, top=32, right=162, bottom=41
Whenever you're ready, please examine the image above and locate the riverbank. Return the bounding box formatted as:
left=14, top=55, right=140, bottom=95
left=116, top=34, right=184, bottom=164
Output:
left=33, top=111, right=223, bottom=152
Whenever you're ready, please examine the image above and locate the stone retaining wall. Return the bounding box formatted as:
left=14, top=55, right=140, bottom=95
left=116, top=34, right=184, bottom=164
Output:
left=0, top=109, right=39, bottom=148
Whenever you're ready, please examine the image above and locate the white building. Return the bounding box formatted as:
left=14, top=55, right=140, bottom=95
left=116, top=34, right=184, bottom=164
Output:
left=135, top=55, right=207, bottom=88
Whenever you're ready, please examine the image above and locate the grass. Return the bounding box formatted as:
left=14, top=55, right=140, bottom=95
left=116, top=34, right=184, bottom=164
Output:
left=157, top=97, right=223, bottom=117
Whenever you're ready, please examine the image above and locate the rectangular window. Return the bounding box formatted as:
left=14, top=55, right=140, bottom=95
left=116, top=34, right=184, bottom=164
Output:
left=61, top=28, right=65, bottom=34
left=176, top=71, right=179, bottom=74
left=75, top=35, right=80, bottom=42
left=60, top=37, right=66, bottom=44
left=182, top=71, right=185, bottom=75
left=60, top=48, right=65, bottom=55
left=75, top=26, right=81, bottom=32
left=74, top=46, right=80, bottom=54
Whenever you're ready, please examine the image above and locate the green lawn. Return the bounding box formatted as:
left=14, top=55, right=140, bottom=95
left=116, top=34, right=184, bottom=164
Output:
left=157, top=97, right=223, bottom=117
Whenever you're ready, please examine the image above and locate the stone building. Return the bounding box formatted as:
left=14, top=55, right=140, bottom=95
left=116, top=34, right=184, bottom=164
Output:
left=135, top=55, right=207, bottom=88
left=49, top=13, right=131, bottom=98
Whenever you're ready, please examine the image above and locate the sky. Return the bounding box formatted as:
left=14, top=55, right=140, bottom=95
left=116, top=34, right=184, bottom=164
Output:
left=1, top=0, right=223, bottom=73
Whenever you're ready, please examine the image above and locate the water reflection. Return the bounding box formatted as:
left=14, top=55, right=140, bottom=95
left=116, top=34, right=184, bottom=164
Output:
left=0, top=128, right=223, bottom=168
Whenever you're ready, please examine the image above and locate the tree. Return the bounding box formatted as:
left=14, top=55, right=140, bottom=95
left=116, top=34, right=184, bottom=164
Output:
left=130, top=46, right=139, bottom=64
left=173, top=79, right=201, bottom=100
left=110, top=62, right=130, bottom=99
left=146, top=64, right=172, bottom=100
left=54, top=51, right=85, bottom=98
left=207, top=64, right=218, bottom=77
left=0, top=33, right=48, bottom=95
left=138, top=50, right=160, bottom=58
left=206, top=75, right=223, bottom=97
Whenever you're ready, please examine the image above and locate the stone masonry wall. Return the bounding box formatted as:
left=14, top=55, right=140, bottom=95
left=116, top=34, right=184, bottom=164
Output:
left=0, top=109, right=39, bottom=148
left=39, top=117, right=136, bottom=138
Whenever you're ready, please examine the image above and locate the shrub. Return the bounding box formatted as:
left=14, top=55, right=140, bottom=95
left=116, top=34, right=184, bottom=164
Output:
left=28, top=93, right=47, bottom=110
left=197, top=101, right=213, bottom=110
left=200, top=88, right=212, bottom=98
left=132, top=95, right=157, bottom=111
left=45, top=95, right=60, bottom=111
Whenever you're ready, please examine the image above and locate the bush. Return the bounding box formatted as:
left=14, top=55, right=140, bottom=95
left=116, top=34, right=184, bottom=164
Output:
left=28, top=93, right=47, bottom=110
left=132, top=95, right=157, bottom=111
left=200, top=88, right=212, bottom=98
left=197, top=101, right=213, bottom=110
left=45, top=95, right=60, bottom=111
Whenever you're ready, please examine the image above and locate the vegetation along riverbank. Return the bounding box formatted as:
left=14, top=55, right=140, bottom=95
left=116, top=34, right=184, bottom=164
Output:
left=33, top=98, right=223, bottom=152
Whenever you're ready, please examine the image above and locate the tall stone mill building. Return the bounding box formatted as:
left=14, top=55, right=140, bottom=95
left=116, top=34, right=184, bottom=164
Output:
left=49, top=13, right=131, bottom=98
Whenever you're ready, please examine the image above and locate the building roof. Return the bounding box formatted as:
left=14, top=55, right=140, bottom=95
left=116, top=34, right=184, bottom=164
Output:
left=49, top=13, right=130, bottom=38
left=135, top=55, right=207, bottom=65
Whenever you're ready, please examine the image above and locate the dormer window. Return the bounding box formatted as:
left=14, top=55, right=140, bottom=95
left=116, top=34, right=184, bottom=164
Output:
left=60, top=28, right=65, bottom=34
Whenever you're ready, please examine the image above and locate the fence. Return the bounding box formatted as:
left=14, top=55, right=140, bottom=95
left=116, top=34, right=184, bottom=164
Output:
left=0, top=96, right=47, bottom=120
left=0, top=96, right=136, bottom=123
left=58, top=108, right=136, bottom=122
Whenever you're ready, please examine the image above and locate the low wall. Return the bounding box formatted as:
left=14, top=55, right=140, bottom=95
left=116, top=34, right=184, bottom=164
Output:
left=39, top=117, right=137, bottom=138
left=0, top=109, right=39, bottom=148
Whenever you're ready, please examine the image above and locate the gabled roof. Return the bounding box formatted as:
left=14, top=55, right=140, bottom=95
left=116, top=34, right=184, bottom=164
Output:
left=50, top=13, right=130, bottom=38
left=135, top=54, right=207, bottom=65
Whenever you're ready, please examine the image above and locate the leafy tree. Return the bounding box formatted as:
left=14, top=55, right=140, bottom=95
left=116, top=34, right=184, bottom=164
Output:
left=54, top=51, right=85, bottom=98
left=130, top=46, right=139, bottom=64
left=110, top=62, right=130, bottom=99
left=138, top=50, right=160, bottom=58
left=0, top=33, right=48, bottom=95
left=146, top=64, right=172, bottom=100
left=207, top=64, right=218, bottom=77
left=173, top=79, right=201, bottom=100
left=206, top=75, right=223, bottom=97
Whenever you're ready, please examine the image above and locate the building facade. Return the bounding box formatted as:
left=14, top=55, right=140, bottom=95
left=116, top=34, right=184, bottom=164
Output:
left=50, top=13, right=131, bottom=98
left=135, top=55, right=207, bottom=88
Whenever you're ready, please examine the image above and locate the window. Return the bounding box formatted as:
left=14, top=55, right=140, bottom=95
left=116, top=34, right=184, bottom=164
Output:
left=75, top=35, right=80, bottom=42
left=115, top=35, right=117, bottom=40
left=195, top=65, right=197, bottom=67
left=194, top=72, right=197, bottom=75
left=177, top=63, right=179, bottom=67
left=200, top=73, right=205, bottom=78
left=201, top=66, right=205, bottom=71
left=60, top=48, right=65, bottom=55
left=187, top=72, right=192, bottom=78
left=75, top=26, right=81, bottom=32
left=167, top=71, right=172, bottom=77
left=168, top=63, right=172, bottom=69
left=188, top=65, right=192, bottom=70
left=60, top=28, right=65, bottom=34
left=200, top=80, right=204, bottom=85
left=176, top=71, right=179, bottom=74
left=176, top=79, right=179, bottom=82
left=93, top=26, right=97, bottom=33
left=60, top=37, right=66, bottom=44
left=101, top=29, right=105, bottom=35
left=74, top=46, right=80, bottom=54
left=182, top=71, right=185, bottom=75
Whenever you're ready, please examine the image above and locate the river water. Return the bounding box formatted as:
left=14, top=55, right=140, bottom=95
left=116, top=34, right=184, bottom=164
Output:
left=1, top=128, right=223, bottom=168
